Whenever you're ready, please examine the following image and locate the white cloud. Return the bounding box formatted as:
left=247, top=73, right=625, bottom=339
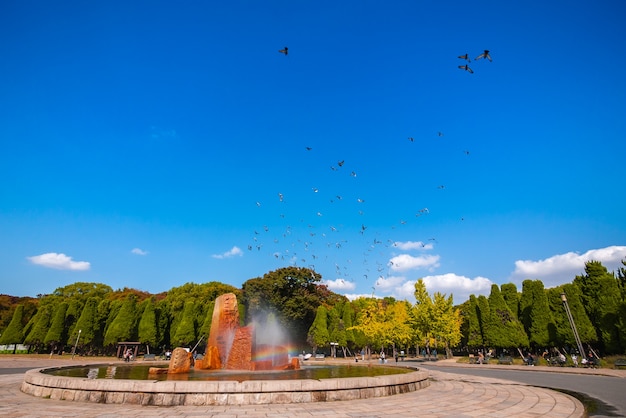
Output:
left=323, top=279, right=356, bottom=291
left=394, top=274, right=492, bottom=304
left=389, top=253, right=440, bottom=272
left=422, top=274, right=493, bottom=303
left=27, top=252, right=90, bottom=271
left=511, top=245, right=626, bottom=287
left=131, top=248, right=149, bottom=256
left=393, top=241, right=433, bottom=251
left=375, top=275, right=406, bottom=292
left=211, top=246, right=243, bottom=259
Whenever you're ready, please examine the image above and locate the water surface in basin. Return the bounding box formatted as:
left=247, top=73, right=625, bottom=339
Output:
left=44, top=363, right=412, bottom=381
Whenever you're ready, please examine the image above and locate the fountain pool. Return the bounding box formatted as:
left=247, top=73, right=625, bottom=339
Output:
left=21, top=360, right=430, bottom=405
left=43, top=362, right=411, bottom=381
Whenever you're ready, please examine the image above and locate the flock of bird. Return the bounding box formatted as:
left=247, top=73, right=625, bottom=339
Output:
left=458, top=50, right=492, bottom=73
left=238, top=46, right=486, bottom=292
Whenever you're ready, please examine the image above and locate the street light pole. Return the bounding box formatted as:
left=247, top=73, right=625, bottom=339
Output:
left=560, top=293, right=586, bottom=361
left=71, top=329, right=82, bottom=359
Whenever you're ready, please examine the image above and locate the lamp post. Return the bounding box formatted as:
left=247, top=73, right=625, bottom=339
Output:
left=560, top=293, right=585, bottom=361
left=71, top=329, right=82, bottom=359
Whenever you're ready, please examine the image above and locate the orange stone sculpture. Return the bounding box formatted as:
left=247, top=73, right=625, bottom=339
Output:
left=195, top=292, right=299, bottom=371
left=168, top=347, right=193, bottom=374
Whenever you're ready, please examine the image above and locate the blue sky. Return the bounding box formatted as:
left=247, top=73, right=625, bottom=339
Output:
left=1, top=1, right=625, bottom=303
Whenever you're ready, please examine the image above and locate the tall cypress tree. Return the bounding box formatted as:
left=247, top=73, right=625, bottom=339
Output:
left=0, top=305, right=25, bottom=348
left=72, top=297, right=100, bottom=350
left=500, top=283, right=520, bottom=319
left=476, top=295, right=491, bottom=347
left=520, top=280, right=555, bottom=347
left=44, top=302, right=68, bottom=353
left=24, top=304, right=52, bottom=350
left=342, top=302, right=355, bottom=349
left=103, top=296, right=137, bottom=346
left=138, top=299, right=159, bottom=351
left=547, top=284, right=596, bottom=349
left=172, top=301, right=196, bottom=347
left=328, top=303, right=346, bottom=356
left=574, top=261, right=622, bottom=353
left=487, top=284, right=528, bottom=349
left=198, top=301, right=215, bottom=339
left=466, top=296, right=483, bottom=348
left=307, top=305, right=329, bottom=353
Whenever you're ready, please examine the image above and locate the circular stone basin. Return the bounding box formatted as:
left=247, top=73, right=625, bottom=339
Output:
left=21, top=361, right=430, bottom=406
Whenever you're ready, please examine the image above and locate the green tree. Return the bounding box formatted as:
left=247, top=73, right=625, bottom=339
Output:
left=44, top=302, right=69, bottom=353
left=327, top=303, right=346, bottom=357
left=164, top=282, right=240, bottom=341
left=574, top=261, right=623, bottom=353
left=520, top=280, right=555, bottom=347
left=0, top=295, right=37, bottom=332
left=198, top=301, right=215, bottom=340
left=24, top=304, right=52, bottom=351
left=486, top=284, right=528, bottom=349
left=103, top=296, right=137, bottom=346
left=172, top=301, right=197, bottom=347
left=72, top=297, right=100, bottom=351
left=412, top=279, right=433, bottom=350
left=138, top=299, right=159, bottom=352
left=430, top=293, right=462, bottom=358
left=64, top=299, right=83, bottom=340
left=465, top=295, right=483, bottom=348
left=342, top=301, right=356, bottom=350
left=350, top=297, right=386, bottom=356
left=307, top=305, right=329, bottom=353
left=386, top=300, right=416, bottom=355
left=242, top=267, right=339, bottom=346
left=475, top=295, right=491, bottom=346
left=0, top=305, right=25, bottom=349
left=546, top=284, right=596, bottom=349
left=500, top=283, right=520, bottom=319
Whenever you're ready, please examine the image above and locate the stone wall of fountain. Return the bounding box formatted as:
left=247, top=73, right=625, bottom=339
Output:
left=21, top=364, right=430, bottom=405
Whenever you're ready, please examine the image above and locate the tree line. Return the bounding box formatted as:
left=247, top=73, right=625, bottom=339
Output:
left=1, top=260, right=625, bottom=357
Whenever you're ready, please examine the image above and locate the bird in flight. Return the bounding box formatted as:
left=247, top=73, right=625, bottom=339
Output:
left=458, top=64, right=474, bottom=73
left=338, top=160, right=345, bottom=167
left=305, top=146, right=312, bottom=151
left=278, top=47, right=288, bottom=56
left=475, top=50, right=492, bottom=61
left=458, top=53, right=470, bottom=62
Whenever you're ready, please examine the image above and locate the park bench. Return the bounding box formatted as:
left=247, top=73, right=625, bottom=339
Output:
left=143, top=354, right=156, bottom=361
left=498, top=356, right=513, bottom=365
left=613, top=358, right=626, bottom=369
left=314, top=354, right=325, bottom=361
left=582, top=357, right=600, bottom=368
left=469, top=354, right=488, bottom=364
left=548, top=356, right=566, bottom=367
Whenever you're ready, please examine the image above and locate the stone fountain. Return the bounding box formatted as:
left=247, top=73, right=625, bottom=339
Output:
left=162, top=293, right=298, bottom=375
left=21, top=292, right=429, bottom=405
